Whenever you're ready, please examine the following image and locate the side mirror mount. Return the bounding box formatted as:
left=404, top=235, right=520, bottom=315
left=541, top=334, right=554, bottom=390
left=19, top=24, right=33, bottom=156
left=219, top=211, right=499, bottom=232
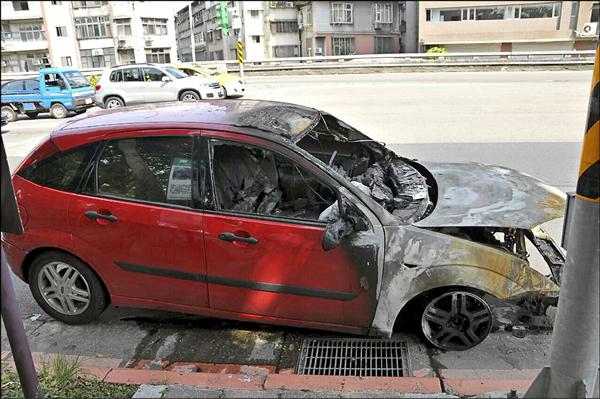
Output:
left=162, top=76, right=172, bottom=83
left=321, top=197, right=370, bottom=251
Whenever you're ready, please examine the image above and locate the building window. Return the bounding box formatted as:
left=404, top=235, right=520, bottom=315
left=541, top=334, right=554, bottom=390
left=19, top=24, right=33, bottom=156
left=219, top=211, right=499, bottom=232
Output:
left=331, top=2, right=353, bottom=24
left=332, top=36, right=355, bottom=55
left=145, top=48, right=171, bottom=63
left=207, top=31, right=213, bottom=42
left=270, top=20, right=298, bottom=33
left=80, top=47, right=115, bottom=68
left=118, top=49, right=135, bottom=64
left=592, top=3, right=600, bottom=22
left=142, top=18, right=168, bottom=36
left=114, top=19, right=131, bottom=36
left=1, top=53, right=49, bottom=73
left=273, top=45, right=298, bottom=57
left=215, top=29, right=222, bottom=40
left=194, top=31, right=205, bottom=44
left=517, top=3, right=557, bottom=19
left=252, top=35, right=260, bottom=43
left=304, top=6, right=312, bottom=25
left=373, top=3, right=393, bottom=23
left=72, top=1, right=105, bottom=9
left=56, top=26, right=67, bottom=37
left=193, top=12, right=203, bottom=25
left=374, top=36, right=392, bottom=54
left=1, top=23, right=45, bottom=42
left=270, top=1, right=295, bottom=8
left=250, top=10, right=259, bottom=18
left=475, top=6, right=505, bottom=20
left=12, top=1, right=29, bottom=11
left=74, top=16, right=111, bottom=39
left=60, top=56, right=72, bottom=66
left=51, top=1, right=62, bottom=4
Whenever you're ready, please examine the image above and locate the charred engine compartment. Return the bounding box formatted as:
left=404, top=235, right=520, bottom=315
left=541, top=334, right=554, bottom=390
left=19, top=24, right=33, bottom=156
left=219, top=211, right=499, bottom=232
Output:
left=297, top=114, right=434, bottom=224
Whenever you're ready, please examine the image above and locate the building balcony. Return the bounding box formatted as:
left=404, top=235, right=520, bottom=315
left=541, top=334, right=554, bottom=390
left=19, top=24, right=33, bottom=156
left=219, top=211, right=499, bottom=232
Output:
left=1, top=39, right=48, bottom=52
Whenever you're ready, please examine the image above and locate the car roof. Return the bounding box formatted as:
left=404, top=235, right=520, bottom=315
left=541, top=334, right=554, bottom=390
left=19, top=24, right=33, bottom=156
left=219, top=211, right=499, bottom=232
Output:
left=53, top=100, right=320, bottom=141
left=40, top=67, right=79, bottom=73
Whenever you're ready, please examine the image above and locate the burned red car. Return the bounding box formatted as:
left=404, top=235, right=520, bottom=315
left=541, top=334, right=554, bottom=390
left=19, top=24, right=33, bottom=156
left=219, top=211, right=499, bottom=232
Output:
left=2, top=100, right=565, bottom=350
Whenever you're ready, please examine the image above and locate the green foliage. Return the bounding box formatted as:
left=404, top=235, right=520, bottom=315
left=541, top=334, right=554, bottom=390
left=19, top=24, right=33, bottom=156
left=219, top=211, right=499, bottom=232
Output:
left=1, top=357, right=137, bottom=399
left=426, top=46, right=448, bottom=54
left=88, top=74, right=99, bottom=87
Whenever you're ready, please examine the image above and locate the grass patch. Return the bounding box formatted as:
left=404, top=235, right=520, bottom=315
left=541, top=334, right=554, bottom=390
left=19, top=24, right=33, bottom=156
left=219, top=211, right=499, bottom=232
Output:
left=1, top=356, right=137, bottom=398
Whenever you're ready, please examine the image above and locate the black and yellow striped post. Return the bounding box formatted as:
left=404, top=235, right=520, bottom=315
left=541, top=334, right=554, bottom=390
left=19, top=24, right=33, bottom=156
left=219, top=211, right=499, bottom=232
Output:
left=525, top=44, right=600, bottom=398
left=237, top=39, right=244, bottom=83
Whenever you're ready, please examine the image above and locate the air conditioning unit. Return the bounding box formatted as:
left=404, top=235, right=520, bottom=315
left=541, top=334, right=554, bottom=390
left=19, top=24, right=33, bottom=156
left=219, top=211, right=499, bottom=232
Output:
left=145, top=39, right=154, bottom=47
left=581, top=22, right=598, bottom=37
left=31, top=59, right=42, bottom=65
left=91, top=48, right=104, bottom=56
left=0, top=60, right=7, bottom=66
left=314, top=47, right=323, bottom=55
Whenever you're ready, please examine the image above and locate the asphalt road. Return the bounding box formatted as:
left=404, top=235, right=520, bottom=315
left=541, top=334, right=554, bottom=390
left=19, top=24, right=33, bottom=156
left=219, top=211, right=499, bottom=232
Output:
left=1, top=70, right=593, bottom=375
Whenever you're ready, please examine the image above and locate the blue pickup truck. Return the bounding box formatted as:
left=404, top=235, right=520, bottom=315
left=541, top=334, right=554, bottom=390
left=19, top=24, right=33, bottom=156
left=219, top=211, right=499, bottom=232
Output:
left=1, top=67, right=96, bottom=122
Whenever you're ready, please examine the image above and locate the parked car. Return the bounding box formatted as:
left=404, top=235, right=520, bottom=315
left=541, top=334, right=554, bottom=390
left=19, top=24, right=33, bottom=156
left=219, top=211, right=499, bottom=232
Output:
left=1, top=68, right=95, bottom=122
left=94, top=63, right=224, bottom=109
left=176, top=63, right=245, bottom=97
left=2, top=100, right=565, bottom=351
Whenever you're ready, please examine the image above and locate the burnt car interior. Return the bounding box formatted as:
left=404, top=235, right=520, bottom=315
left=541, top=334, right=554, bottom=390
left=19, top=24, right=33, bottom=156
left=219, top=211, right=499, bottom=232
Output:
left=297, top=113, right=432, bottom=224
left=211, top=140, right=337, bottom=221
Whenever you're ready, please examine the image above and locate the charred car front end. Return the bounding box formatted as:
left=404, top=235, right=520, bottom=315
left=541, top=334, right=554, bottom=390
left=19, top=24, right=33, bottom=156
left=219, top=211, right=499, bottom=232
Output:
left=295, top=110, right=565, bottom=350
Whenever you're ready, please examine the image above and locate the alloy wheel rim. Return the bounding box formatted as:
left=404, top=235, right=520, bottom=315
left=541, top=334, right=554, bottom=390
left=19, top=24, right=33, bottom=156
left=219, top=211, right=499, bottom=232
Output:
left=421, top=291, right=492, bottom=351
left=182, top=94, right=197, bottom=102
left=37, top=262, right=91, bottom=315
left=107, top=100, right=122, bottom=108
left=54, top=107, right=65, bottom=117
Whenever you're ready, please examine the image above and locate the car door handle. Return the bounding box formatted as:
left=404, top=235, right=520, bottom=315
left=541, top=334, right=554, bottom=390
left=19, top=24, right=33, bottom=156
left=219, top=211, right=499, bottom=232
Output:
left=218, top=232, right=258, bottom=245
left=84, top=210, right=118, bottom=222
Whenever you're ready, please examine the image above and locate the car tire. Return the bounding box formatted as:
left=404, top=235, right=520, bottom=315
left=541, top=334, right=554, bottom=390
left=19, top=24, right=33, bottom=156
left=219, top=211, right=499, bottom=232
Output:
left=29, top=251, right=109, bottom=325
left=105, top=96, right=124, bottom=109
left=1, top=106, right=17, bottom=122
left=25, top=112, right=39, bottom=119
left=50, top=103, right=68, bottom=119
left=179, top=90, right=200, bottom=102
left=420, top=290, right=493, bottom=351
left=223, top=87, right=228, bottom=98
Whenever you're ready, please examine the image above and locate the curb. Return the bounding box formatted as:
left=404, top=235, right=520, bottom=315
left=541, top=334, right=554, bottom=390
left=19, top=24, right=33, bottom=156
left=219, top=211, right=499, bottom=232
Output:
left=1, top=351, right=535, bottom=396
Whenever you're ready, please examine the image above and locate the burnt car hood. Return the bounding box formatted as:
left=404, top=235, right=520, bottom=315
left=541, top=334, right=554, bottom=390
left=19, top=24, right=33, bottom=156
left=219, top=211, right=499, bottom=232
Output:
left=413, top=162, right=566, bottom=229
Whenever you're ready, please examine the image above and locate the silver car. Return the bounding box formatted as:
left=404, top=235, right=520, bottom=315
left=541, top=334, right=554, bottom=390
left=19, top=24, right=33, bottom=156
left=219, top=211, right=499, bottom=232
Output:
left=94, top=64, right=224, bottom=108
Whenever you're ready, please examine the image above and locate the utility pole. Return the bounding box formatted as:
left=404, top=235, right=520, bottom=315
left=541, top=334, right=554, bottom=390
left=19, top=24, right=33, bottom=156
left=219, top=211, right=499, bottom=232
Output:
left=1, top=130, right=40, bottom=398
left=525, top=43, right=599, bottom=398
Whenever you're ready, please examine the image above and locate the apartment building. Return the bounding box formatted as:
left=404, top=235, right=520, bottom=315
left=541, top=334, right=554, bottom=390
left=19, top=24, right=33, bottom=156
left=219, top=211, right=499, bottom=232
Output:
left=1, top=0, right=178, bottom=73
left=175, top=1, right=302, bottom=62
left=419, top=1, right=600, bottom=52
left=297, top=1, right=413, bottom=56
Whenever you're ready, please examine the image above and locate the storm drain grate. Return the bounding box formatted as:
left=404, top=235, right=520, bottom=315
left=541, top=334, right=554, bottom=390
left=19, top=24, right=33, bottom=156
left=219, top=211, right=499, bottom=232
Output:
left=296, top=338, right=410, bottom=377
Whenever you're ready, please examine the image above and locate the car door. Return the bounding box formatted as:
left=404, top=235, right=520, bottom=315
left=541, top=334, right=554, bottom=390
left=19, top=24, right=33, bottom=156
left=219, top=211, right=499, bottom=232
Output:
left=68, top=131, right=209, bottom=309
left=201, top=132, right=383, bottom=331
left=119, top=67, right=146, bottom=104
left=141, top=67, right=175, bottom=102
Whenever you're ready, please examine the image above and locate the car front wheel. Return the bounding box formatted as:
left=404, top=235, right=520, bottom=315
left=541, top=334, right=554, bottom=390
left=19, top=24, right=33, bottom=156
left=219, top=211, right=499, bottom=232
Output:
left=29, top=251, right=109, bottom=324
left=179, top=90, right=200, bottom=102
left=420, top=290, right=493, bottom=351
left=50, top=103, right=68, bottom=119
left=1, top=106, right=17, bottom=122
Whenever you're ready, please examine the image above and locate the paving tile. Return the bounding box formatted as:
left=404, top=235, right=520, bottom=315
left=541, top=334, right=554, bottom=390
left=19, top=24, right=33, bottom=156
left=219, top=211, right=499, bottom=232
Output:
left=438, top=369, right=539, bottom=380
left=443, top=378, right=532, bottom=396
left=161, top=385, right=222, bottom=398
left=132, top=384, right=167, bottom=399
left=78, top=366, right=112, bottom=381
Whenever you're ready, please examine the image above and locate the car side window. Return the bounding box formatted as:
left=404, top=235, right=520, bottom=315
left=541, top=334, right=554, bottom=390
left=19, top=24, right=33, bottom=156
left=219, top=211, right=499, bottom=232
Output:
left=142, top=67, right=166, bottom=82
left=3, top=80, right=25, bottom=90
left=24, top=79, right=39, bottom=91
left=18, top=143, right=98, bottom=192
left=97, top=136, right=194, bottom=208
left=44, top=73, right=66, bottom=89
left=122, top=68, right=141, bottom=82
left=211, top=140, right=337, bottom=221
left=109, top=70, right=122, bottom=82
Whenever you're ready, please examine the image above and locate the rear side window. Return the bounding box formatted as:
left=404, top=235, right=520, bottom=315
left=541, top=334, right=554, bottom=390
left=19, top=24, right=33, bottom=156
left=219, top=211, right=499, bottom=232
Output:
left=2, top=80, right=25, bottom=90
left=18, top=143, right=97, bottom=192
left=96, top=136, right=194, bottom=208
left=109, top=70, right=122, bottom=82
left=122, top=68, right=142, bottom=82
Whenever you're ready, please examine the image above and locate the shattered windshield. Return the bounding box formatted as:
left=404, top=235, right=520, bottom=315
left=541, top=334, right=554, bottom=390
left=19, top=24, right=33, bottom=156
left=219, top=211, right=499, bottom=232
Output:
left=297, top=114, right=432, bottom=224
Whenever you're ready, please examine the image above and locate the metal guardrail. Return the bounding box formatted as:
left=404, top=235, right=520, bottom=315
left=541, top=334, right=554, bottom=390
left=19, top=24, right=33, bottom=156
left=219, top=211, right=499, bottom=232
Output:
left=1, top=50, right=595, bottom=81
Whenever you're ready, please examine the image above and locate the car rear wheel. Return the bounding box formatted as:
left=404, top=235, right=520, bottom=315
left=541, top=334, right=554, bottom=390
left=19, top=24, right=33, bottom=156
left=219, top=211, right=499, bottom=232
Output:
left=25, top=112, right=39, bottom=119
left=1, top=106, right=16, bottom=122
left=179, top=90, right=200, bottom=102
left=420, top=290, right=493, bottom=351
left=29, top=251, right=109, bottom=324
left=50, top=103, right=68, bottom=119
left=105, top=96, right=124, bottom=109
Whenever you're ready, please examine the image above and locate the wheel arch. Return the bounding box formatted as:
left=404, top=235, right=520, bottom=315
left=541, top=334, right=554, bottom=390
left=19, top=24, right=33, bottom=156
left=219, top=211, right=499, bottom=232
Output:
left=22, top=247, right=111, bottom=301
left=102, top=94, right=125, bottom=106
